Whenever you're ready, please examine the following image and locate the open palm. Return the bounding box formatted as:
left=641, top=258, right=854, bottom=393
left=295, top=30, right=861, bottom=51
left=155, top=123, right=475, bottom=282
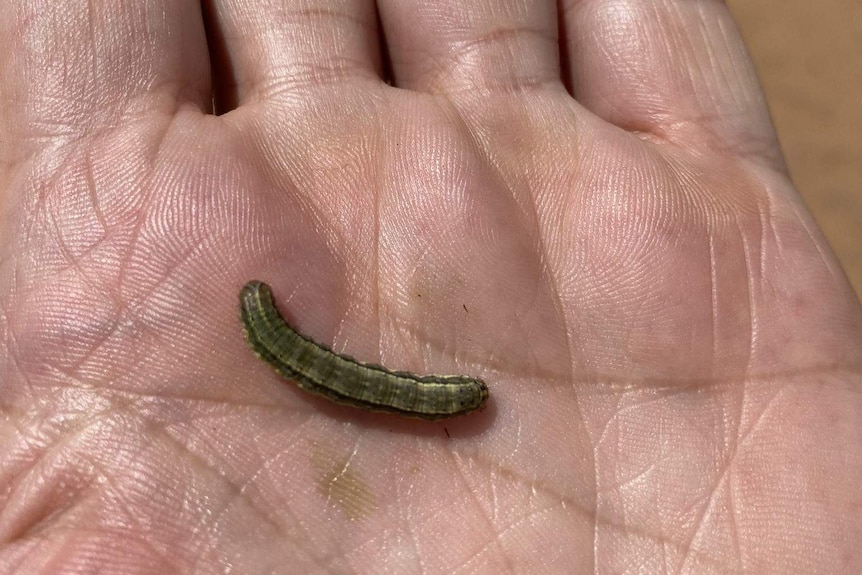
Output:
left=2, top=1, right=860, bottom=573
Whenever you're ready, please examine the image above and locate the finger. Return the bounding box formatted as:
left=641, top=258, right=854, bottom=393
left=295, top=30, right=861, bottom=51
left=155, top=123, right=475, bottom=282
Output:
left=377, top=0, right=561, bottom=95
left=562, top=0, right=784, bottom=169
left=205, top=0, right=382, bottom=108
left=0, top=0, right=211, bottom=164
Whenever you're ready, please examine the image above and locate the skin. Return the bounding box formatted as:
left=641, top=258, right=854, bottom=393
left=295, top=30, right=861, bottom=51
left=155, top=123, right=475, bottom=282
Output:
left=1, top=0, right=860, bottom=573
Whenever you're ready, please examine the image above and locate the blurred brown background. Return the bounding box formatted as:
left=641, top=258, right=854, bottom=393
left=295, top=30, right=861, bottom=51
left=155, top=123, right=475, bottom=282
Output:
left=728, top=0, right=862, bottom=298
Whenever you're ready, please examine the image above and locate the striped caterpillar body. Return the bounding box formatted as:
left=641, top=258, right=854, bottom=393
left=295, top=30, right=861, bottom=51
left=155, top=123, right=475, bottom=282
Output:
left=239, top=281, right=489, bottom=420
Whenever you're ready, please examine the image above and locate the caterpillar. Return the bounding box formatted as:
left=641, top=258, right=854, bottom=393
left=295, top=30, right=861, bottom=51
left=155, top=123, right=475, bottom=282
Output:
left=239, top=281, right=489, bottom=420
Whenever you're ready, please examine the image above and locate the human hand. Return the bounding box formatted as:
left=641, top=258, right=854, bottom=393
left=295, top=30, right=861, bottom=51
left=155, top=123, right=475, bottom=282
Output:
left=2, top=1, right=860, bottom=573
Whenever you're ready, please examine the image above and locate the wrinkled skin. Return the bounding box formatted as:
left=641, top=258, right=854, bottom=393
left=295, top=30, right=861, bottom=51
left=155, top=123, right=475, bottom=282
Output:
left=1, top=1, right=860, bottom=574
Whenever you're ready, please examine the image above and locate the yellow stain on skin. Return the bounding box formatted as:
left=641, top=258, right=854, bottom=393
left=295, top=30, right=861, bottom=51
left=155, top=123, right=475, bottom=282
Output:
left=311, top=444, right=376, bottom=521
